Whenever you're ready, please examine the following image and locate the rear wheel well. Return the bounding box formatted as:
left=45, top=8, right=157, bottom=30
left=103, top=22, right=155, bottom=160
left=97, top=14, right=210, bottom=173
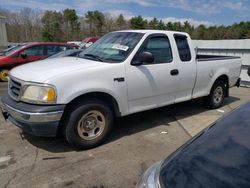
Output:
left=213, top=75, right=229, bottom=97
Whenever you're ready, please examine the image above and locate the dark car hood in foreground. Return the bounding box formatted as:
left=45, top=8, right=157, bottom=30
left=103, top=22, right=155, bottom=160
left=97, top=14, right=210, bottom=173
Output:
left=160, top=101, right=250, bottom=188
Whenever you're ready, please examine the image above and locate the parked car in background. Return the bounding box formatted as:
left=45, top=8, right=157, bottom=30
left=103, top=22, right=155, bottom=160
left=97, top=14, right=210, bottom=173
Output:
left=0, top=42, right=78, bottom=81
left=137, top=97, right=250, bottom=188
left=0, top=44, right=24, bottom=56
left=47, top=49, right=84, bottom=59
left=0, top=43, right=22, bottom=54
left=67, top=41, right=82, bottom=46
left=79, top=37, right=99, bottom=48
left=138, top=70, right=250, bottom=188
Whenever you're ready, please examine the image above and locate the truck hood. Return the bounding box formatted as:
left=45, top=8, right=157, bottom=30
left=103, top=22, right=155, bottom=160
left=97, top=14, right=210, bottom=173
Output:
left=10, top=57, right=105, bottom=83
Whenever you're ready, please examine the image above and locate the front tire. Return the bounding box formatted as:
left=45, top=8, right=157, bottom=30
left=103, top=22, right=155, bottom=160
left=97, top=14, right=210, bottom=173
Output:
left=63, top=99, right=114, bottom=149
left=205, top=80, right=226, bottom=109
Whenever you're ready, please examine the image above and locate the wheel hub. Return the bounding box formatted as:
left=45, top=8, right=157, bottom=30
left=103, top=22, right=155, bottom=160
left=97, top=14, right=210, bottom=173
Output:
left=83, top=117, right=97, bottom=131
left=77, top=110, right=106, bottom=141
left=213, top=86, right=223, bottom=104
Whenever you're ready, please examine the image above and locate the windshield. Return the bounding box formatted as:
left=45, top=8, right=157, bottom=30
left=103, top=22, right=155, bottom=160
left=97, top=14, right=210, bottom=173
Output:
left=0, top=44, right=26, bottom=56
left=78, top=32, right=144, bottom=63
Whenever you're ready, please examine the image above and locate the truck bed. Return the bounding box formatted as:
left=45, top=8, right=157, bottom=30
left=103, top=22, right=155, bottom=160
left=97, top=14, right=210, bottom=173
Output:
left=196, top=54, right=241, bottom=62
left=192, top=53, right=242, bottom=99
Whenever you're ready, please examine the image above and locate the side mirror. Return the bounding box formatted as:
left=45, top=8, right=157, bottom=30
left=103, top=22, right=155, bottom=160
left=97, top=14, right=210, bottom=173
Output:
left=20, top=52, right=27, bottom=59
left=131, top=51, right=154, bottom=66
left=248, top=67, right=250, bottom=77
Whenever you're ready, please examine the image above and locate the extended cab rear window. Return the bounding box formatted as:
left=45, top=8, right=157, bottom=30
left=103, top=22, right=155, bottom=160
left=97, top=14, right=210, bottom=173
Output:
left=174, top=34, right=191, bottom=62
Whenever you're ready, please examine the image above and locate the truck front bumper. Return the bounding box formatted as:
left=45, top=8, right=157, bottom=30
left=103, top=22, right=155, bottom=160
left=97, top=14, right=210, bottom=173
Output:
left=1, top=91, right=65, bottom=137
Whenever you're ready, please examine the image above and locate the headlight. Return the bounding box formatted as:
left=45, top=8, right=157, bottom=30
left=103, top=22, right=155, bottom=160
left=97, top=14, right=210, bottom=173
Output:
left=21, top=85, right=57, bottom=104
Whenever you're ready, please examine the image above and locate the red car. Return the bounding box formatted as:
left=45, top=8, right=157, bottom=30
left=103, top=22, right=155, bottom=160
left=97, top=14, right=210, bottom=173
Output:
left=0, top=42, right=78, bottom=81
left=83, top=37, right=99, bottom=43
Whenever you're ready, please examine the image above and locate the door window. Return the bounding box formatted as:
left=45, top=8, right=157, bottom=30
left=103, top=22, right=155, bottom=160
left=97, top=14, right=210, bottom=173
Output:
left=135, top=35, right=173, bottom=64
left=22, top=46, right=44, bottom=56
left=66, top=45, right=76, bottom=50
left=174, top=35, right=191, bottom=62
left=46, top=45, right=67, bottom=56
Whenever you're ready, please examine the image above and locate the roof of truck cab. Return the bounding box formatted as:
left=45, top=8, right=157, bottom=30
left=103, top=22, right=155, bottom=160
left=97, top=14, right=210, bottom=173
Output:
left=114, top=30, right=188, bottom=35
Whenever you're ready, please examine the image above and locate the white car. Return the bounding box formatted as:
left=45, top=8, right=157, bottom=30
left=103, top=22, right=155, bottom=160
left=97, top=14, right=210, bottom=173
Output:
left=1, top=30, right=242, bottom=149
left=67, top=41, right=82, bottom=46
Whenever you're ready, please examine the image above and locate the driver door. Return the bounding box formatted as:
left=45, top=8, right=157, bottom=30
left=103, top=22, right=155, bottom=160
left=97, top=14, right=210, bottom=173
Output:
left=126, top=34, right=180, bottom=114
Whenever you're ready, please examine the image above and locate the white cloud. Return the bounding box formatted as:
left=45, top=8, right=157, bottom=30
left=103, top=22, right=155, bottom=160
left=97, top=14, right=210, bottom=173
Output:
left=105, top=10, right=135, bottom=19
left=224, top=1, right=244, bottom=10
left=162, top=0, right=245, bottom=15
left=100, top=0, right=155, bottom=7
left=162, top=17, right=214, bottom=27
left=1, top=0, right=69, bottom=11
left=106, top=9, right=215, bottom=27
left=1, top=0, right=248, bottom=16
left=99, top=0, right=247, bottom=15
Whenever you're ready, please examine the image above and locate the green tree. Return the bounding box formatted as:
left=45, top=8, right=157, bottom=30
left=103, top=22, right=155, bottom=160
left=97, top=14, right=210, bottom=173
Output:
left=93, top=10, right=105, bottom=35
left=166, top=22, right=174, bottom=30
left=85, top=11, right=94, bottom=35
left=192, top=24, right=206, bottom=39
left=85, top=10, right=105, bottom=36
left=104, top=13, right=115, bottom=32
left=148, top=18, right=159, bottom=29
left=183, top=21, right=193, bottom=35
left=172, top=22, right=182, bottom=31
left=4, top=7, right=250, bottom=42
left=63, top=9, right=80, bottom=40
left=116, top=14, right=126, bottom=29
left=204, top=26, right=217, bottom=40
left=130, top=16, right=147, bottom=29
left=41, top=11, right=63, bottom=42
left=237, top=22, right=250, bottom=39
left=157, top=20, right=166, bottom=30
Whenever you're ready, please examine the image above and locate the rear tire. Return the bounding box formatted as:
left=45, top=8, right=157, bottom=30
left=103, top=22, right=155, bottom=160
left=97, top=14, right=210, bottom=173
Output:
left=0, top=69, right=9, bottom=82
left=205, top=80, right=226, bottom=109
left=63, top=99, right=114, bottom=149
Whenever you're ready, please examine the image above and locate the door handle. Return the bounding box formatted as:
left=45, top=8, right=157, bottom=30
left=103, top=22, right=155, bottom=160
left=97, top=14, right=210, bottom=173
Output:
left=170, top=69, right=179, bottom=76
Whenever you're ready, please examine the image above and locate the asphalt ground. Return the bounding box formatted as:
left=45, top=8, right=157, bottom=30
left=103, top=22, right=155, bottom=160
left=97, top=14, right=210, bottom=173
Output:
left=0, top=83, right=249, bottom=188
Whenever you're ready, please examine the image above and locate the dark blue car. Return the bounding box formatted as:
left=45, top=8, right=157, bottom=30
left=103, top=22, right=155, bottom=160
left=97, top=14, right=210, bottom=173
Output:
left=137, top=98, right=250, bottom=188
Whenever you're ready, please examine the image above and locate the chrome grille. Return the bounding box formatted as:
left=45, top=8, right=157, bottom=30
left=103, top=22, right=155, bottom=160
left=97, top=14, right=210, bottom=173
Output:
left=9, top=77, right=22, bottom=100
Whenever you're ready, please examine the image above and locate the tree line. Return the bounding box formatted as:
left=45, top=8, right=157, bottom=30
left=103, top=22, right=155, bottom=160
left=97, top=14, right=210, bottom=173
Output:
left=0, top=7, right=250, bottom=43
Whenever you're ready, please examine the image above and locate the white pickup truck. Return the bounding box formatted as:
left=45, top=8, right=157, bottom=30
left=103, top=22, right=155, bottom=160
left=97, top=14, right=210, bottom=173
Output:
left=1, top=30, right=241, bottom=149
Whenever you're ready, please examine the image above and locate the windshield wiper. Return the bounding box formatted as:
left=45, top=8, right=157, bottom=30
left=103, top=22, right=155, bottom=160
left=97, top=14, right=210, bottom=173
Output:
left=84, top=53, right=103, bottom=62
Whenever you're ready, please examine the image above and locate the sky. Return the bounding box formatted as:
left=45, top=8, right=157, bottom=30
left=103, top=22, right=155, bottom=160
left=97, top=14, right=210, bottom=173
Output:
left=1, top=0, right=250, bottom=26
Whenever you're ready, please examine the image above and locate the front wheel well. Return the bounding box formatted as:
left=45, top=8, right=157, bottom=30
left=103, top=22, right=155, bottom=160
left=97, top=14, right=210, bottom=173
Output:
left=57, top=92, right=120, bottom=136
left=63, top=92, right=121, bottom=117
